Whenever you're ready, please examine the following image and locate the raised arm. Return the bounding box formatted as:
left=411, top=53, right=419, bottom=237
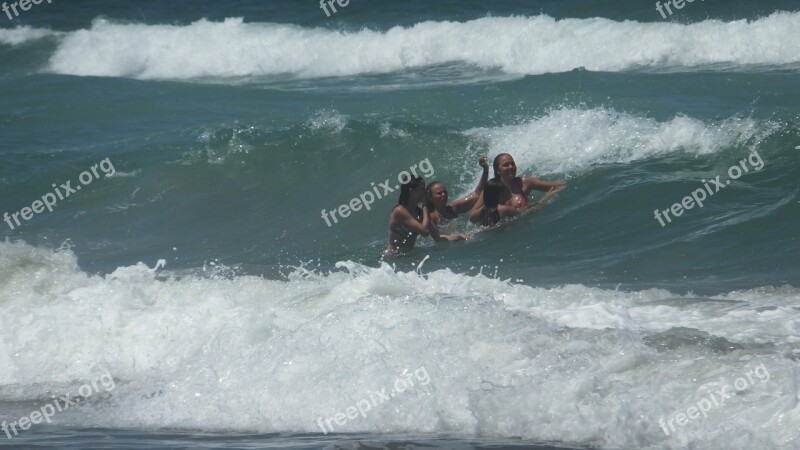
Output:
left=450, top=155, right=490, bottom=214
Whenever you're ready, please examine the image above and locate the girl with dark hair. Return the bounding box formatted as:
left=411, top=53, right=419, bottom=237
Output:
left=426, top=155, right=489, bottom=228
left=469, top=153, right=566, bottom=224
left=474, top=179, right=510, bottom=227
left=470, top=178, right=559, bottom=226
left=386, top=176, right=467, bottom=255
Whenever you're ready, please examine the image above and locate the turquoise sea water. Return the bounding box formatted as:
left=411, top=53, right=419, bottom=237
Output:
left=1, top=1, right=799, bottom=448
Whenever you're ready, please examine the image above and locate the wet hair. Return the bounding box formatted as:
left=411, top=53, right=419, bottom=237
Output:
left=398, top=176, right=425, bottom=206
left=480, top=178, right=508, bottom=227
left=492, top=153, right=512, bottom=179
left=425, top=181, right=445, bottom=209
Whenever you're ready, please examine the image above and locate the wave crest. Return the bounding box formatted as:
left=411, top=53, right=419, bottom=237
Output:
left=34, top=12, right=800, bottom=81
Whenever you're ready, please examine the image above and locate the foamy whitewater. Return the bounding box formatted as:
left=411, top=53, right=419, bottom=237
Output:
left=464, top=108, right=778, bottom=176
left=1, top=1, right=799, bottom=448
left=1, top=241, right=798, bottom=449
left=1, top=12, right=799, bottom=80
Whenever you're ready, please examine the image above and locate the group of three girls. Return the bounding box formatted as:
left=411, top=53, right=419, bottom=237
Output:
left=386, top=153, right=566, bottom=255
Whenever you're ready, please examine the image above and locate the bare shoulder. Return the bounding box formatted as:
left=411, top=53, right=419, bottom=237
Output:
left=517, top=176, right=534, bottom=192
left=389, top=205, right=406, bottom=219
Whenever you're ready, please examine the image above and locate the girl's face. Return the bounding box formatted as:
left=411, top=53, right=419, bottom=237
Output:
left=496, top=155, right=517, bottom=180
left=428, top=183, right=448, bottom=206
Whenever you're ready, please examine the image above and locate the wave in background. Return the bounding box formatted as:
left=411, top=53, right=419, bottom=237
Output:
left=0, top=25, right=62, bottom=45
left=463, top=108, right=779, bottom=177
left=187, top=107, right=785, bottom=185
left=2, top=13, right=800, bottom=81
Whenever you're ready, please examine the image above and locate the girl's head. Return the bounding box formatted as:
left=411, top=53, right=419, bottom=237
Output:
left=493, top=153, right=516, bottom=180
left=481, top=178, right=509, bottom=227
left=483, top=178, right=510, bottom=208
left=398, top=176, right=426, bottom=206
left=426, top=181, right=448, bottom=208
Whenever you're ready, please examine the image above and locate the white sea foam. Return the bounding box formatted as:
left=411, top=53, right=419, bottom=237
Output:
left=0, top=25, right=61, bottom=45
left=307, top=109, right=349, bottom=133
left=0, top=240, right=797, bottom=449
left=464, top=108, right=779, bottom=176
left=18, top=12, right=799, bottom=81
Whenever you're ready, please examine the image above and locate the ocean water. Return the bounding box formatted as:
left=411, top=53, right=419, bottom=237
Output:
left=1, top=1, right=800, bottom=449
